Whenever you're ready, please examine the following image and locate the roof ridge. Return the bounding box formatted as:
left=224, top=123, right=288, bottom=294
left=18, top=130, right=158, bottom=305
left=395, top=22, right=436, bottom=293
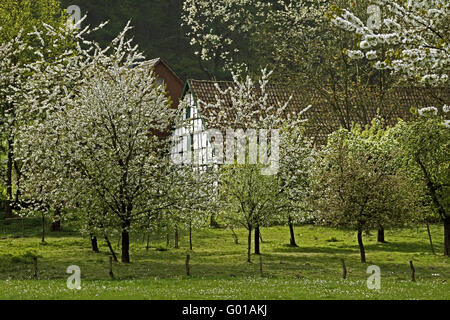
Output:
left=188, top=79, right=234, bottom=83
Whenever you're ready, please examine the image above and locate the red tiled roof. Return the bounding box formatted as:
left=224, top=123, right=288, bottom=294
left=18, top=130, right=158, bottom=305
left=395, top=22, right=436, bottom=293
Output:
left=187, top=79, right=449, bottom=145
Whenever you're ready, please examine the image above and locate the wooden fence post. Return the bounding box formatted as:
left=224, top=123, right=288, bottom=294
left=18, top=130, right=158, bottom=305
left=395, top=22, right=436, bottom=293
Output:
left=259, top=255, right=263, bottom=277
left=341, top=259, right=347, bottom=279
left=33, top=257, right=38, bottom=279
left=409, top=261, right=416, bottom=282
left=185, top=254, right=191, bottom=276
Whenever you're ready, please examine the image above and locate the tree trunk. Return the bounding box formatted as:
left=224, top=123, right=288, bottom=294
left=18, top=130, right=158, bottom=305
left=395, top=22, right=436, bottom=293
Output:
left=104, top=235, right=118, bottom=262
left=50, top=220, right=61, bottom=232
left=247, top=226, right=252, bottom=263
left=50, top=208, right=62, bottom=232
left=90, top=234, right=99, bottom=253
left=409, top=261, right=416, bottom=282
left=289, top=218, right=298, bottom=247
left=5, top=138, right=13, bottom=218
left=357, top=229, right=366, bottom=263
left=189, top=219, right=193, bottom=251
left=185, top=254, right=191, bottom=276
left=146, top=233, right=150, bottom=251
left=33, top=257, right=38, bottom=279
left=444, top=217, right=450, bottom=257
left=210, top=213, right=219, bottom=228
left=109, top=256, right=114, bottom=279
left=231, top=228, right=239, bottom=244
left=41, top=214, right=45, bottom=243
left=254, top=225, right=260, bottom=255
left=121, top=221, right=130, bottom=263
left=377, top=227, right=385, bottom=243
left=426, top=223, right=435, bottom=255
left=174, top=225, right=179, bottom=249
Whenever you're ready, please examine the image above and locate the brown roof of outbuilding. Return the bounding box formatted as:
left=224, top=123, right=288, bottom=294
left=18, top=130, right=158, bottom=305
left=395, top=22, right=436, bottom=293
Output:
left=186, top=79, right=450, bottom=145
left=141, top=57, right=184, bottom=85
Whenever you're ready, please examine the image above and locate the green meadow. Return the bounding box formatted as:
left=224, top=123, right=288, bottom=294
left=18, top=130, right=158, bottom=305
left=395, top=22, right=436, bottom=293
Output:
left=0, top=217, right=448, bottom=300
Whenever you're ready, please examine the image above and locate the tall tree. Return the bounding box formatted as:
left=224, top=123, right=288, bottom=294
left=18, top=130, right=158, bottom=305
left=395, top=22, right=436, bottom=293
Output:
left=18, top=22, right=180, bottom=263
left=219, top=163, right=280, bottom=261
left=331, top=0, right=449, bottom=87
left=0, top=0, right=69, bottom=218
left=277, top=124, right=316, bottom=247
left=393, top=112, right=450, bottom=256
left=312, top=121, right=414, bottom=262
left=331, top=0, right=449, bottom=253
left=197, top=70, right=311, bottom=260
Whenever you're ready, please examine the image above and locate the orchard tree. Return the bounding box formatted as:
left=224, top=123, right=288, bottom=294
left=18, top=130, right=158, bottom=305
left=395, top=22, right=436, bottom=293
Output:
left=182, top=0, right=397, bottom=115
left=182, top=0, right=271, bottom=78
left=18, top=23, right=181, bottom=263
left=331, top=0, right=449, bottom=244
left=198, top=70, right=311, bottom=260
left=164, top=166, right=217, bottom=251
left=219, top=163, right=280, bottom=261
left=277, top=124, right=316, bottom=247
left=11, top=16, right=108, bottom=233
left=392, top=111, right=450, bottom=256
left=330, top=0, right=449, bottom=86
left=0, top=0, right=70, bottom=218
left=312, top=121, right=413, bottom=262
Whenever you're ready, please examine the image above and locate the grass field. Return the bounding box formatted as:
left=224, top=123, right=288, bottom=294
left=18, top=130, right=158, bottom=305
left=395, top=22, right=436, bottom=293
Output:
left=0, top=216, right=448, bottom=300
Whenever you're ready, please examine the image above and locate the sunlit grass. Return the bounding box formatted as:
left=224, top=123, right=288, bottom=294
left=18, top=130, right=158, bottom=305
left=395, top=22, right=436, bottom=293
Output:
left=1, top=278, right=448, bottom=300
left=0, top=217, right=448, bottom=299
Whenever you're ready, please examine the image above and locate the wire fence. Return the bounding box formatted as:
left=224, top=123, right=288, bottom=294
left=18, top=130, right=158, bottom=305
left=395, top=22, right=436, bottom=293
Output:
left=0, top=212, right=79, bottom=238
left=0, top=215, right=42, bottom=238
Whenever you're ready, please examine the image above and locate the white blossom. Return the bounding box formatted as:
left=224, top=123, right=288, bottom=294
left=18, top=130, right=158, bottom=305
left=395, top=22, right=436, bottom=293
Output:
left=418, top=106, right=438, bottom=116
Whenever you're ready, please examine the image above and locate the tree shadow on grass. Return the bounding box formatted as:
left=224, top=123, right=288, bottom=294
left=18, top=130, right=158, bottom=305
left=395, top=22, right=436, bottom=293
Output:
left=275, top=244, right=356, bottom=255
left=274, top=239, right=439, bottom=256
left=364, top=241, right=438, bottom=254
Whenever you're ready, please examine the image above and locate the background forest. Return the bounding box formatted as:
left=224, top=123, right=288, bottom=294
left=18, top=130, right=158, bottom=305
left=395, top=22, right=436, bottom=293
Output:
left=59, top=0, right=225, bottom=81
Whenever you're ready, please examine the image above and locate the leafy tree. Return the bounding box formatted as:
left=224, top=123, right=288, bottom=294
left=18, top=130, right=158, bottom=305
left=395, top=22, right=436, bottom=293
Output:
left=197, top=70, right=311, bottom=260
left=392, top=112, right=450, bottom=256
left=277, top=124, right=316, bottom=246
left=17, top=23, right=181, bottom=263
left=182, top=0, right=401, bottom=251
left=331, top=0, right=449, bottom=86
left=164, top=166, right=217, bottom=251
left=0, top=0, right=70, bottom=218
left=219, top=163, right=280, bottom=261
left=331, top=0, right=449, bottom=241
left=312, top=121, right=413, bottom=262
